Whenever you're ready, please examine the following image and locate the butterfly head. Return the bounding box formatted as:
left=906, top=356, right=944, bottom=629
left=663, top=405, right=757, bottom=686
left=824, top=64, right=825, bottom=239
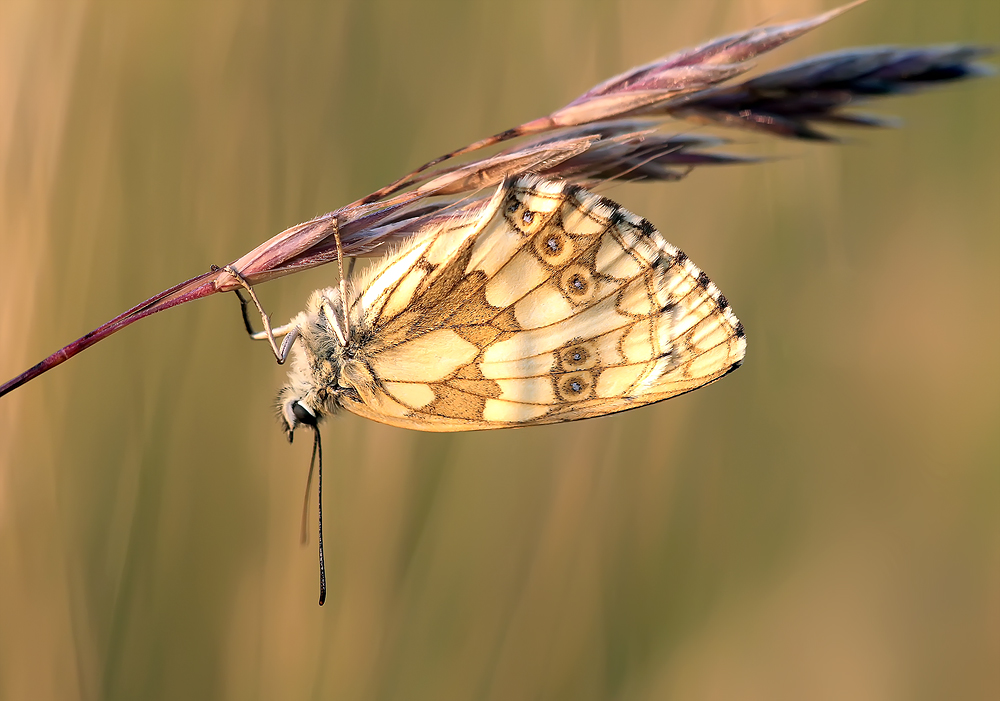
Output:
left=275, top=290, right=349, bottom=441
left=279, top=393, right=321, bottom=442
left=276, top=349, right=345, bottom=442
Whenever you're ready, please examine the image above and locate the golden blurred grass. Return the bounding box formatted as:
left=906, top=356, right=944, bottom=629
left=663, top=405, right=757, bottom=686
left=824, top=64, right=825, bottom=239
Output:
left=1, top=1, right=997, bottom=700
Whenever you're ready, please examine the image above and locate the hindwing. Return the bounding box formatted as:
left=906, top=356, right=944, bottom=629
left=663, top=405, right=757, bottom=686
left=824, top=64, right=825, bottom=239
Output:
left=341, top=174, right=745, bottom=431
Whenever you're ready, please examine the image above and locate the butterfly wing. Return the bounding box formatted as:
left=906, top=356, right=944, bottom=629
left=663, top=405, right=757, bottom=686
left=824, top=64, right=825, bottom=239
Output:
left=341, top=174, right=745, bottom=431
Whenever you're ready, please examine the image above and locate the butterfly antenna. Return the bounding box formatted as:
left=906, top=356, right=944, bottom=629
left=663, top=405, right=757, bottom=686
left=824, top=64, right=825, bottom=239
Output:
left=300, top=439, right=317, bottom=545
left=332, top=218, right=350, bottom=341
left=310, top=426, right=327, bottom=606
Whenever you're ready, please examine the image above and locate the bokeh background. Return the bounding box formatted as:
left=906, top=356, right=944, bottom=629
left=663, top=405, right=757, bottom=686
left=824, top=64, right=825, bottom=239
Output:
left=1, top=1, right=997, bottom=699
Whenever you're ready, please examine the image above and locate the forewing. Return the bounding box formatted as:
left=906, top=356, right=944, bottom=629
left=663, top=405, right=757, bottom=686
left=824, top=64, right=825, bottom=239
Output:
left=342, top=174, right=745, bottom=431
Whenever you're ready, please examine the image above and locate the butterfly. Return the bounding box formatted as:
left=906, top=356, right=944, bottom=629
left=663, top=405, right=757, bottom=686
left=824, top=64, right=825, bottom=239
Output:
left=226, top=172, right=747, bottom=604
left=232, top=173, right=746, bottom=439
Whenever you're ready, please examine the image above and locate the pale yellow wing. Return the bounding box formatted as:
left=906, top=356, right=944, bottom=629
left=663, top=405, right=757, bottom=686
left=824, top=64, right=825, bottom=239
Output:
left=341, top=174, right=745, bottom=431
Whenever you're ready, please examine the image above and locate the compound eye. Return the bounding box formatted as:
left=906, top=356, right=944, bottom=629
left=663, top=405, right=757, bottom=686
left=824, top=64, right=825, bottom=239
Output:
left=291, top=401, right=317, bottom=427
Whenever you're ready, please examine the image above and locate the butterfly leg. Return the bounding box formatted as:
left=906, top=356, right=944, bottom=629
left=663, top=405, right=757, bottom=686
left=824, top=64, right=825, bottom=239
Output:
left=331, top=219, right=350, bottom=341
left=235, top=289, right=300, bottom=363
left=224, top=265, right=298, bottom=364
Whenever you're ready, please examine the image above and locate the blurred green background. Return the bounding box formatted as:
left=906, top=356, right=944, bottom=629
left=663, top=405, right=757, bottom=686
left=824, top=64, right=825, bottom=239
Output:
left=1, top=1, right=997, bottom=699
